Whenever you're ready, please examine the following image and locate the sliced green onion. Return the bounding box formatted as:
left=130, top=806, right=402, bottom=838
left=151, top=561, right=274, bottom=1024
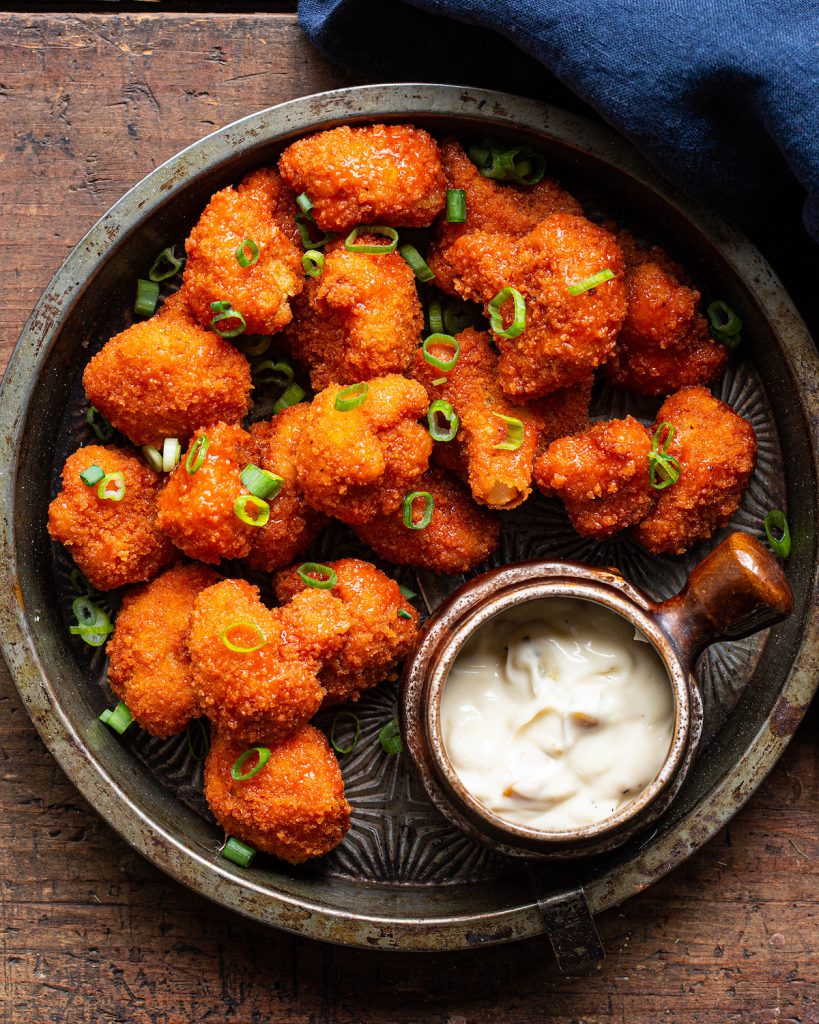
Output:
left=398, top=243, right=435, bottom=282
left=99, top=702, right=133, bottom=735
left=467, top=143, right=492, bottom=168
left=422, top=333, right=460, bottom=371
left=86, top=406, right=114, bottom=442
left=297, top=562, right=337, bottom=590
left=296, top=192, right=314, bottom=215
left=71, top=596, right=114, bottom=647
left=162, top=437, right=181, bottom=473
left=330, top=711, right=360, bottom=755
left=427, top=298, right=444, bottom=334
left=210, top=301, right=246, bottom=339
left=70, top=569, right=94, bottom=596
left=427, top=399, right=459, bottom=442
left=335, top=382, right=369, bottom=412
left=141, top=445, right=163, bottom=473
left=233, top=494, right=270, bottom=527
left=302, top=249, right=325, bottom=277
left=567, top=268, right=615, bottom=297
left=446, top=188, right=467, bottom=223
left=764, top=509, right=791, bottom=558
left=235, top=335, right=271, bottom=357
left=648, top=422, right=682, bottom=491
left=231, top=746, right=270, bottom=781
left=79, top=465, right=104, bottom=487
left=397, top=609, right=412, bottom=620
left=431, top=376, right=447, bottom=387
left=402, top=491, right=435, bottom=530
left=186, top=719, right=210, bottom=761
left=492, top=412, right=524, bottom=451
left=241, top=463, right=284, bottom=501
left=135, top=278, right=160, bottom=317
left=221, top=621, right=266, bottom=653
left=498, top=145, right=546, bottom=185
left=273, top=383, right=306, bottom=413
left=344, top=225, right=399, bottom=254
left=185, top=434, right=209, bottom=474
left=398, top=585, right=417, bottom=600
left=469, top=139, right=505, bottom=180
left=235, top=238, right=260, bottom=268
left=295, top=214, right=332, bottom=250
left=378, top=718, right=404, bottom=755
left=148, top=246, right=183, bottom=283
left=253, top=359, right=295, bottom=387
left=221, top=836, right=256, bottom=868
left=488, top=287, right=526, bottom=338
left=97, top=471, right=126, bottom=502
left=707, top=300, right=743, bottom=348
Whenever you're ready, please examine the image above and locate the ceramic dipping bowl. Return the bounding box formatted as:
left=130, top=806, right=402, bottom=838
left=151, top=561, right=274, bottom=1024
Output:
left=401, top=532, right=794, bottom=860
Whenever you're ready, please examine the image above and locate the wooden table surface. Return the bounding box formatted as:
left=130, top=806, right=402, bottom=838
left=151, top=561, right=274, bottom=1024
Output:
left=1, top=11, right=817, bottom=1024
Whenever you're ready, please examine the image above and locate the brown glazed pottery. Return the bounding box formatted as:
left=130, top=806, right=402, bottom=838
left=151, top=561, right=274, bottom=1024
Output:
left=402, top=532, right=794, bottom=860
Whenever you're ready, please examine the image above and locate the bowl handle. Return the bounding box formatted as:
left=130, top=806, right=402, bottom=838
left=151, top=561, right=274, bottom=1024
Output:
left=653, top=532, right=793, bottom=672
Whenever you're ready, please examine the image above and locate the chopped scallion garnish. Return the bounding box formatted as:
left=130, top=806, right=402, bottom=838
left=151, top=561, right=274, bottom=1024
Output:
left=210, top=300, right=246, bottom=339
left=378, top=718, right=404, bottom=755
left=431, top=376, right=447, bottom=386
left=233, top=494, right=270, bottom=527
left=135, top=278, right=160, bottom=317
left=446, top=188, right=467, bottom=223
left=221, top=621, right=266, bottom=653
left=162, top=437, right=181, bottom=473
left=253, top=359, right=295, bottom=387
left=402, top=491, right=434, bottom=530
left=241, top=463, right=284, bottom=501
left=488, top=287, right=526, bottom=338
left=427, top=399, right=459, bottom=442
left=764, top=509, right=791, bottom=558
left=231, top=746, right=270, bottom=781
left=468, top=139, right=546, bottom=185
left=297, top=562, right=337, bottom=590
left=302, top=249, right=325, bottom=277
left=148, top=246, right=183, bottom=283
left=492, top=412, right=524, bottom=451
left=79, top=465, right=105, bottom=487
left=86, top=406, right=114, bottom=442
left=567, top=269, right=615, bottom=296
left=185, top=434, right=209, bottom=474
left=422, top=333, right=460, bottom=371
left=344, top=225, right=399, bottom=254
left=427, top=298, right=444, bottom=334
left=71, top=595, right=114, bottom=647
left=648, top=422, right=681, bottom=490
left=398, top=243, right=435, bottom=282
left=141, top=445, right=163, bottom=473
left=235, top=238, right=260, bottom=268
left=186, top=719, right=210, bottom=761
left=99, top=702, right=133, bottom=735
left=330, top=711, right=360, bottom=755
left=397, top=609, right=412, bottom=620
left=707, top=300, right=743, bottom=348
left=398, top=585, right=417, bottom=600
left=334, top=382, right=369, bottom=412
left=221, top=836, right=257, bottom=868
left=273, top=383, right=306, bottom=413
left=97, top=471, right=126, bottom=502
left=296, top=192, right=314, bottom=215
left=235, top=335, right=272, bottom=357
left=295, top=214, right=332, bottom=250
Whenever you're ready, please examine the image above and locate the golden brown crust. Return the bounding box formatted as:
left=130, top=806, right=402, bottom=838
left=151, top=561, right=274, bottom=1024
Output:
left=236, top=165, right=302, bottom=248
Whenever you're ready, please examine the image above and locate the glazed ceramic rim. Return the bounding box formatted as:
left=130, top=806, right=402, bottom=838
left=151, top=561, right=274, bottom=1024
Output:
left=0, top=83, right=817, bottom=951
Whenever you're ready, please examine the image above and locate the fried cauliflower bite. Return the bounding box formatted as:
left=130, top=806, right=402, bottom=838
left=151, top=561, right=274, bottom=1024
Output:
left=82, top=291, right=252, bottom=447
left=274, top=558, right=419, bottom=706
left=204, top=724, right=350, bottom=864
left=243, top=407, right=328, bottom=573
left=106, top=563, right=218, bottom=737
left=296, top=375, right=433, bottom=525
left=48, top=444, right=175, bottom=591
left=278, top=124, right=446, bottom=233
left=353, top=469, right=500, bottom=575
left=285, top=239, right=424, bottom=391
left=412, top=328, right=542, bottom=510
left=189, top=578, right=350, bottom=744
left=534, top=417, right=654, bottom=538
left=156, top=422, right=257, bottom=565
left=180, top=173, right=303, bottom=336
left=236, top=165, right=302, bottom=247
left=427, top=139, right=583, bottom=295
left=444, top=213, right=627, bottom=400
left=633, top=387, right=757, bottom=555
left=534, top=377, right=593, bottom=450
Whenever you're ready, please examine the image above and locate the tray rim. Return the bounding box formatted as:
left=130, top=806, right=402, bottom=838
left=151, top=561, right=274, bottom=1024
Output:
left=1, top=82, right=817, bottom=952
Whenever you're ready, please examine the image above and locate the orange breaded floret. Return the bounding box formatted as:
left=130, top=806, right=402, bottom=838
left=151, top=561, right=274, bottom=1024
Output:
left=82, top=291, right=252, bottom=447
left=534, top=377, right=593, bottom=451
left=278, top=124, right=446, bottom=232
left=444, top=213, right=627, bottom=399
left=157, top=422, right=257, bottom=565
left=236, top=165, right=302, bottom=248
left=180, top=173, right=303, bottom=336
left=204, top=724, right=350, bottom=864
left=412, top=327, right=542, bottom=510
left=353, top=468, right=500, bottom=575
left=48, top=444, right=175, bottom=591
left=274, top=558, right=419, bottom=706
left=633, top=387, right=757, bottom=555
left=244, top=407, right=328, bottom=572
left=285, top=238, right=423, bottom=391
left=106, top=562, right=219, bottom=737
left=296, top=375, right=432, bottom=525
left=188, top=578, right=350, bottom=744
left=534, top=417, right=655, bottom=539
left=427, top=139, right=583, bottom=295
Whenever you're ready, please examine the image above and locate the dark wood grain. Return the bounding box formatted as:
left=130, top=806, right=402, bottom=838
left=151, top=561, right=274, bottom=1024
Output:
left=1, top=13, right=817, bottom=1024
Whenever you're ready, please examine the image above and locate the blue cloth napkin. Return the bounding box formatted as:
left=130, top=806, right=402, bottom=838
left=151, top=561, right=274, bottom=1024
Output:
left=299, top=0, right=819, bottom=244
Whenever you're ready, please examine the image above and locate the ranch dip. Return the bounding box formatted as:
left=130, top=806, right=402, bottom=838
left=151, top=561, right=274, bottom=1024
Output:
left=440, top=598, right=675, bottom=831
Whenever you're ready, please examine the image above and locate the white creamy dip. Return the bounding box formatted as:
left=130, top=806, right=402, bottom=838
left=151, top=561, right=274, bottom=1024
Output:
left=440, top=598, right=675, bottom=831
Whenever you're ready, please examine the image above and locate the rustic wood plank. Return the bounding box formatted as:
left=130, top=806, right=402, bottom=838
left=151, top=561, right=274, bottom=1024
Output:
left=1, top=13, right=816, bottom=1024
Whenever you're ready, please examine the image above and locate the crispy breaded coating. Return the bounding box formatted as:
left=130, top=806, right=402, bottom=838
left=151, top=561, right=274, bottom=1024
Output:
left=444, top=213, right=627, bottom=399
left=189, top=578, right=350, bottom=744
left=605, top=261, right=727, bottom=395
left=534, top=417, right=654, bottom=538
left=236, top=165, right=302, bottom=248
left=180, top=174, right=303, bottom=336
left=353, top=468, right=500, bottom=575
left=412, top=328, right=542, bottom=509
left=157, top=422, right=256, bottom=565
left=82, top=291, right=252, bottom=447
left=48, top=444, right=175, bottom=591
left=274, top=558, right=418, bottom=705
left=278, top=124, right=446, bottom=232
left=428, top=139, right=583, bottom=295
left=296, top=375, right=432, bottom=525
left=533, top=377, right=593, bottom=451
left=285, top=238, right=424, bottom=391
left=107, top=563, right=218, bottom=737
left=633, top=387, right=757, bottom=554
left=204, top=724, right=350, bottom=864
left=244, top=407, right=328, bottom=573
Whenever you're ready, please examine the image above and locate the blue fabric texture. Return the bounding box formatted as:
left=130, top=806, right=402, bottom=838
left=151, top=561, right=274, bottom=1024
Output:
left=299, top=0, right=819, bottom=243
